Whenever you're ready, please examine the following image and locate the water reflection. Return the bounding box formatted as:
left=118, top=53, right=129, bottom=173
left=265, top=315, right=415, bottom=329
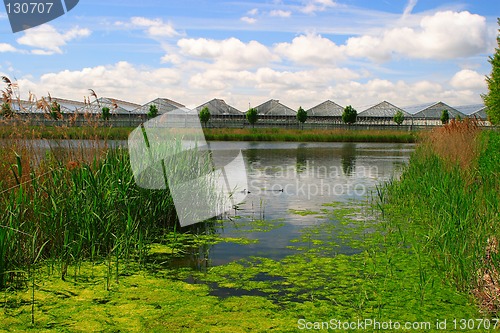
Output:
left=179, top=141, right=415, bottom=268
left=296, top=143, right=308, bottom=174
left=341, top=142, right=357, bottom=176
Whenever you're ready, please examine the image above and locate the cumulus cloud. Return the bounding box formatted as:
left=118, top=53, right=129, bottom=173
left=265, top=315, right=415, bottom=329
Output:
left=450, top=69, right=486, bottom=90
left=130, top=17, right=180, bottom=38
left=324, top=78, right=482, bottom=109
left=177, top=37, right=277, bottom=69
left=346, top=11, right=490, bottom=62
left=17, top=61, right=182, bottom=103
left=275, top=33, right=345, bottom=65
left=255, top=67, right=358, bottom=90
left=0, top=43, right=18, bottom=53
left=16, top=25, right=91, bottom=55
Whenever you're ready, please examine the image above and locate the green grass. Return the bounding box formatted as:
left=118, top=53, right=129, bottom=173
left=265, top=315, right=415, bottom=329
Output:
left=0, top=125, right=134, bottom=140
left=0, top=125, right=419, bottom=142
left=203, top=128, right=418, bottom=143
left=380, top=129, right=500, bottom=311
left=0, top=146, right=181, bottom=288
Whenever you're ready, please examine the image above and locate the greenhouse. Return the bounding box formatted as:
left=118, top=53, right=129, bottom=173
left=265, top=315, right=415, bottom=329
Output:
left=2, top=95, right=494, bottom=128
left=82, top=97, right=141, bottom=116
left=454, top=104, right=489, bottom=121
left=134, top=98, right=185, bottom=117
left=306, top=100, right=344, bottom=123
left=403, top=102, right=465, bottom=125
left=196, top=99, right=244, bottom=125
left=253, top=99, right=297, bottom=126
left=357, top=101, right=412, bottom=125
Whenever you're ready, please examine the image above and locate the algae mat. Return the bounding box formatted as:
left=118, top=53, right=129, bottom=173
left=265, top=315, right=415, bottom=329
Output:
left=0, top=203, right=484, bottom=332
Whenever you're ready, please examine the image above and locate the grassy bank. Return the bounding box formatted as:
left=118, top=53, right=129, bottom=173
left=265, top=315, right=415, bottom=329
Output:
left=381, top=120, right=500, bottom=312
left=0, top=125, right=418, bottom=143
left=0, top=125, right=133, bottom=140
left=0, top=140, right=181, bottom=289
left=204, top=128, right=417, bottom=143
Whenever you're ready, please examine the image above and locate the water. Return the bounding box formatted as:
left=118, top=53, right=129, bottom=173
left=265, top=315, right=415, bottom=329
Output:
left=170, top=141, right=415, bottom=267
left=6, top=139, right=414, bottom=267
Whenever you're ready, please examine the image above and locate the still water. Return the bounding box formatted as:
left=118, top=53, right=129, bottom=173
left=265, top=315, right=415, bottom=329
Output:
left=175, top=141, right=415, bottom=267
left=10, top=139, right=414, bottom=266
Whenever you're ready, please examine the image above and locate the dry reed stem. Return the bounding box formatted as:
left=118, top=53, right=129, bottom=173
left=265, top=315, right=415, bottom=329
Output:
left=473, top=237, right=500, bottom=313
left=425, top=118, right=481, bottom=171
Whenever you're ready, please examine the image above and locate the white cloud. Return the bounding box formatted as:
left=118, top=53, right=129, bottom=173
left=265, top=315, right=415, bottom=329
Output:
left=247, top=8, right=259, bottom=16
left=450, top=69, right=486, bottom=90
left=269, top=10, right=292, bottom=18
left=17, top=61, right=181, bottom=104
left=177, top=37, right=277, bottom=69
left=325, top=78, right=482, bottom=109
left=346, top=11, right=490, bottom=62
left=0, top=43, right=18, bottom=53
left=301, top=0, right=337, bottom=14
left=402, top=0, right=418, bottom=19
left=255, top=67, right=358, bottom=90
left=130, top=17, right=180, bottom=38
left=241, top=16, right=257, bottom=24
left=16, top=25, right=91, bottom=55
left=275, top=33, right=345, bottom=65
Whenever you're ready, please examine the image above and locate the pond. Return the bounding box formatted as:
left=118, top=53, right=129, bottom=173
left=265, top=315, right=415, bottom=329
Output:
left=169, top=141, right=415, bottom=268
left=5, top=139, right=413, bottom=266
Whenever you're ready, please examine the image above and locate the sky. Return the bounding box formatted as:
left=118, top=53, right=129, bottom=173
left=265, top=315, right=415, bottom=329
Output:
left=0, top=0, right=498, bottom=111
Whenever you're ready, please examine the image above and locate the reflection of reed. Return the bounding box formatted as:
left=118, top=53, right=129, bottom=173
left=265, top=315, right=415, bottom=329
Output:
left=340, top=143, right=357, bottom=176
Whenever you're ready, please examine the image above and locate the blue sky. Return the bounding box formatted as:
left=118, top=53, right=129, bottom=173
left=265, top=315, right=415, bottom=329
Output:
left=0, top=0, right=498, bottom=110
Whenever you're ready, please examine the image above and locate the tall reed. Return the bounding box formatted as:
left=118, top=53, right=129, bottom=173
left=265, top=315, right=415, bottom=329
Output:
left=381, top=119, right=500, bottom=312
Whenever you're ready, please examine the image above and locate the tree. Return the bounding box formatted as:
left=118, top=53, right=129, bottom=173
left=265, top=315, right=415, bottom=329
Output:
left=482, top=18, right=500, bottom=125
left=147, top=104, right=159, bottom=119
left=246, top=107, right=258, bottom=128
left=102, top=106, right=110, bottom=121
left=393, top=110, right=405, bottom=125
left=1, top=102, right=13, bottom=118
left=441, top=109, right=450, bottom=124
left=342, top=105, right=357, bottom=125
left=50, top=101, right=61, bottom=120
left=199, top=106, right=211, bottom=126
left=296, top=106, right=307, bottom=129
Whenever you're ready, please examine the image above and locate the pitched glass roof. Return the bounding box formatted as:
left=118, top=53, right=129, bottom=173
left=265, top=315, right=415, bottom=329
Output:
left=196, top=99, right=242, bottom=116
left=255, top=99, right=296, bottom=116
left=307, top=100, right=344, bottom=117
left=404, top=102, right=465, bottom=119
left=358, top=101, right=410, bottom=118
left=135, top=98, right=185, bottom=115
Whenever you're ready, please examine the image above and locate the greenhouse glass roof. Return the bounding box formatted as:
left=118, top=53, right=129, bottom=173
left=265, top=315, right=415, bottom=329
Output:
left=307, top=100, right=344, bottom=117
left=358, top=101, right=410, bottom=118
left=196, top=99, right=242, bottom=116
left=255, top=99, right=296, bottom=116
